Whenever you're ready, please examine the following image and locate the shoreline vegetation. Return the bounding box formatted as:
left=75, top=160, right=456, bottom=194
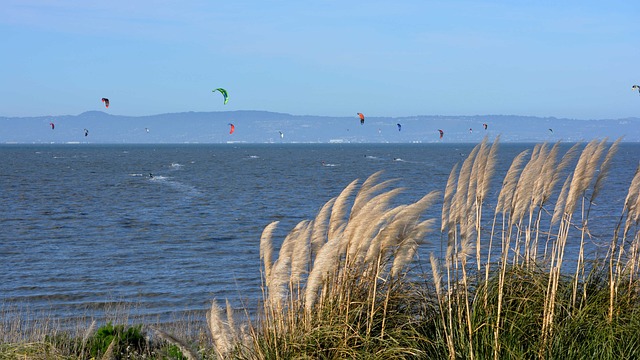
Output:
left=3, top=137, right=640, bottom=359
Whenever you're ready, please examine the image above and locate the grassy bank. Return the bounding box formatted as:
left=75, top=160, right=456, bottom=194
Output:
left=3, top=138, right=640, bottom=359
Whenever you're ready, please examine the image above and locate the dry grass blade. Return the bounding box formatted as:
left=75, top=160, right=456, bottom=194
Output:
left=100, top=337, right=117, bottom=360
left=152, top=327, right=199, bottom=360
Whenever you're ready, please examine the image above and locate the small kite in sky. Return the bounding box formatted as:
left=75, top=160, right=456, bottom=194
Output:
left=357, top=112, right=365, bottom=125
left=228, top=123, right=235, bottom=134
left=101, top=98, right=109, bottom=108
left=633, top=85, right=640, bottom=94
left=438, top=129, right=444, bottom=139
left=213, top=88, right=229, bottom=104
left=49, top=122, right=55, bottom=130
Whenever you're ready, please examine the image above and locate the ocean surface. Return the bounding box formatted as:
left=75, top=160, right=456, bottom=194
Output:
left=1, top=143, right=639, bottom=324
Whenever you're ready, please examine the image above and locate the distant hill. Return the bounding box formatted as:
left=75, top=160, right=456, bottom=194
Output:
left=1, top=110, right=639, bottom=143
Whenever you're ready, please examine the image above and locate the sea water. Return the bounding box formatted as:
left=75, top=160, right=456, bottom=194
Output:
left=1, top=143, right=638, bottom=322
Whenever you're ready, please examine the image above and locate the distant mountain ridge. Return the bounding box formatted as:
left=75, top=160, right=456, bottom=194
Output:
left=1, top=110, right=639, bottom=143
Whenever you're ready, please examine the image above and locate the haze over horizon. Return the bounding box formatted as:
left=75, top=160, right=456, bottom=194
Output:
left=1, top=1, right=638, bottom=121
left=3, top=110, right=639, bottom=144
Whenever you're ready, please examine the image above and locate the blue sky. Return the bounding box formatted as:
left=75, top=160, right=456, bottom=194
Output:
left=1, top=1, right=638, bottom=119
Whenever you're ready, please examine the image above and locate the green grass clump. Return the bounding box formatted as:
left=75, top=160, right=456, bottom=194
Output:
left=85, top=322, right=146, bottom=358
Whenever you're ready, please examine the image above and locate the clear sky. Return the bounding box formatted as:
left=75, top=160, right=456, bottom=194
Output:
left=1, top=1, right=638, bottom=119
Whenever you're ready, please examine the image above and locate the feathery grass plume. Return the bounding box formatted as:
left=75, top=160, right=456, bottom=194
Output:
left=267, top=255, right=292, bottom=307
left=338, top=181, right=405, bottom=264
left=582, top=138, right=608, bottom=193
left=472, top=137, right=499, bottom=270
left=266, top=220, right=306, bottom=299
left=290, top=220, right=312, bottom=284
left=390, top=238, right=419, bottom=279
left=350, top=194, right=406, bottom=274
left=508, top=145, right=547, bottom=266
left=348, top=188, right=405, bottom=265
left=551, top=176, right=572, bottom=226
left=152, top=328, right=199, bottom=360
left=450, top=144, right=480, bottom=238
left=348, top=178, right=399, bottom=245
left=542, top=142, right=606, bottom=346
left=536, top=142, right=562, bottom=205
left=479, top=135, right=500, bottom=200
left=364, top=206, right=407, bottom=267
left=328, top=179, right=359, bottom=242
left=444, top=146, right=478, bottom=269
left=606, top=164, right=640, bottom=321
left=310, top=197, right=336, bottom=260
left=341, top=179, right=402, bottom=260
left=526, top=143, right=565, bottom=262
left=207, top=299, right=232, bottom=358
left=350, top=171, right=396, bottom=219
left=441, top=163, right=459, bottom=233
left=622, top=165, right=640, bottom=234
left=429, top=253, right=443, bottom=301
left=463, top=141, right=487, bottom=271
left=495, top=149, right=529, bottom=215
left=225, top=298, right=237, bottom=341
left=304, top=236, right=342, bottom=311
left=266, top=221, right=309, bottom=306
left=457, top=224, right=475, bottom=264
left=378, top=191, right=439, bottom=252
left=492, top=148, right=536, bottom=358
left=591, top=138, right=621, bottom=203
left=571, top=139, right=620, bottom=308
left=466, top=138, right=488, bottom=215
left=391, top=219, right=436, bottom=278
left=564, top=140, right=599, bottom=215
left=543, top=142, right=580, bottom=204
left=529, top=143, right=553, bottom=211
left=466, top=140, right=487, bottom=237
left=510, top=144, right=544, bottom=224
left=632, top=181, right=640, bottom=227
left=260, top=221, right=279, bottom=281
